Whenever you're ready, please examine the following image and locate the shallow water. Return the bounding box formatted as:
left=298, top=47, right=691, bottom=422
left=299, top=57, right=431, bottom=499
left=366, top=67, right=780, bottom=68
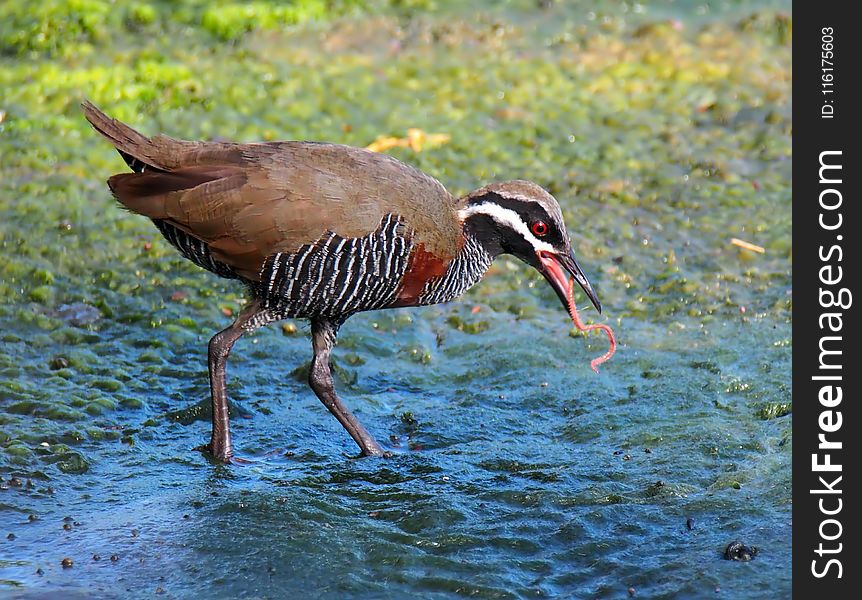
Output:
left=1, top=1, right=791, bottom=597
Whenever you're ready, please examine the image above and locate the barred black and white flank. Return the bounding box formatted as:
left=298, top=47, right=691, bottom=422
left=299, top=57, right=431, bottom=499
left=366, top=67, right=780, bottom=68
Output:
left=416, top=235, right=493, bottom=306
left=256, top=214, right=413, bottom=322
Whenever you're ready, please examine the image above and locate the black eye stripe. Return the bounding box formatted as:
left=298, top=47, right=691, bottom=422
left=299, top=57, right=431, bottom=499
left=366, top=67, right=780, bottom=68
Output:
left=469, top=192, right=565, bottom=245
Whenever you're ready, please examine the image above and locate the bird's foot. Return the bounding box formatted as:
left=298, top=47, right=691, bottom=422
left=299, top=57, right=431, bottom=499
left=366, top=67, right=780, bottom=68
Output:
left=197, top=443, right=304, bottom=465
left=359, top=440, right=391, bottom=458
left=196, top=441, right=243, bottom=464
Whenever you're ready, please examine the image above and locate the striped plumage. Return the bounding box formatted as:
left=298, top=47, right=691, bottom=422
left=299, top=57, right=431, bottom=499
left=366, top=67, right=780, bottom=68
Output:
left=416, top=234, right=493, bottom=307
left=83, top=102, right=603, bottom=462
left=153, top=219, right=240, bottom=280
left=257, top=214, right=412, bottom=321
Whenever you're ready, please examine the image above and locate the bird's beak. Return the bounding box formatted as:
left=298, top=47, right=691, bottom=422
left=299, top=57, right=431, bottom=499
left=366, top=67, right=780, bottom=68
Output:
left=537, top=249, right=602, bottom=316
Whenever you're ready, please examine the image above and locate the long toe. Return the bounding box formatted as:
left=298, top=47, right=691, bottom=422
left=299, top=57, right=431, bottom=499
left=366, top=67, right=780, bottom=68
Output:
left=360, top=442, right=390, bottom=458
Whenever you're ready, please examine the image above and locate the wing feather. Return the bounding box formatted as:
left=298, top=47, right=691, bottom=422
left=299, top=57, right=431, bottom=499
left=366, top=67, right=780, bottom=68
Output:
left=85, top=103, right=463, bottom=282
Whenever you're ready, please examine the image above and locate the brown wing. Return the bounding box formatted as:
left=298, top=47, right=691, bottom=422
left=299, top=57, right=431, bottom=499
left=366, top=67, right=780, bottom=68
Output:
left=83, top=102, right=462, bottom=281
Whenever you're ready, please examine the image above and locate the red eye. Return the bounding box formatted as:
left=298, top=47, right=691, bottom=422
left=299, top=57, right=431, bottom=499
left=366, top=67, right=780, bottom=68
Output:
left=531, top=221, right=549, bottom=236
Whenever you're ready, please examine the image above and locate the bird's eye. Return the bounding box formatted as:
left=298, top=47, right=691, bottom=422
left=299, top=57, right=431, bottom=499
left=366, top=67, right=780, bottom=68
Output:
left=531, top=221, right=549, bottom=236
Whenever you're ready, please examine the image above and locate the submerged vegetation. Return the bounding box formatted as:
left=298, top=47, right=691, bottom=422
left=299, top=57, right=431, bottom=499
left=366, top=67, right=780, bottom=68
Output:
left=2, top=0, right=790, bottom=597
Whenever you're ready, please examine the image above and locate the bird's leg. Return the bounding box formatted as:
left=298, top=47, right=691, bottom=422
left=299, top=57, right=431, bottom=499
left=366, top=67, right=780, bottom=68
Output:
left=309, top=318, right=386, bottom=457
left=206, top=300, right=265, bottom=462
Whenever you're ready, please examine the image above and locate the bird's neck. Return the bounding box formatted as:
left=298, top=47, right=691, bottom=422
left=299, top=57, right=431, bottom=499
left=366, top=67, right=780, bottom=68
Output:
left=460, top=208, right=506, bottom=258
left=411, top=215, right=498, bottom=306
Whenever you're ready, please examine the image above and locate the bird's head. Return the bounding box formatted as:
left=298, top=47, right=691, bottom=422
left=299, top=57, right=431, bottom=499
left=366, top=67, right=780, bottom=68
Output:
left=459, top=180, right=602, bottom=315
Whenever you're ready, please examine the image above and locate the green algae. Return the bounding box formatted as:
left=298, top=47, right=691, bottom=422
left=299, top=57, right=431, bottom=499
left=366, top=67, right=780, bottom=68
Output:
left=755, top=402, right=792, bottom=420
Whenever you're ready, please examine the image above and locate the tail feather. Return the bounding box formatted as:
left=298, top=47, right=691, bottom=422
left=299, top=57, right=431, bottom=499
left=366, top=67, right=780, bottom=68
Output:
left=106, top=165, right=236, bottom=221
left=81, top=100, right=184, bottom=171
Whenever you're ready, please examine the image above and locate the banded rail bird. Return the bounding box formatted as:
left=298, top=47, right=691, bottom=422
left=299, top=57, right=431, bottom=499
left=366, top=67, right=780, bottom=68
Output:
left=83, top=101, right=608, bottom=462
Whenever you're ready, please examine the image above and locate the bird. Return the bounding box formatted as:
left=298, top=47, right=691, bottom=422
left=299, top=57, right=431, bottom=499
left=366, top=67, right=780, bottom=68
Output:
left=82, top=101, right=607, bottom=462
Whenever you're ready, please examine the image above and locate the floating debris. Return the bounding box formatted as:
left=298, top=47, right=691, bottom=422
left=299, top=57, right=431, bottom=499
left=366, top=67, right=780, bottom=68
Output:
left=49, top=356, right=70, bottom=370
left=366, top=129, right=451, bottom=153
left=723, top=541, right=758, bottom=561
left=730, top=238, right=765, bottom=254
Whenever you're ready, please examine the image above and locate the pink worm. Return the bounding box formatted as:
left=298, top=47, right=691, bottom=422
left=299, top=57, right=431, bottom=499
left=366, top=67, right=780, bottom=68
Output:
left=566, top=277, right=616, bottom=373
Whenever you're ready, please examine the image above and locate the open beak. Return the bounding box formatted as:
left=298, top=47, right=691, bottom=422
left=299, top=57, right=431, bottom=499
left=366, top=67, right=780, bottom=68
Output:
left=537, top=249, right=602, bottom=316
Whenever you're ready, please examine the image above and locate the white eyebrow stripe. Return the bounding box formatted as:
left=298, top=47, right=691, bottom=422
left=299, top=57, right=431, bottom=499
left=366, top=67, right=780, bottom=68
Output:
left=458, top=203, right=556, bottom=253
left=494, top=191, right=536, bottom=203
